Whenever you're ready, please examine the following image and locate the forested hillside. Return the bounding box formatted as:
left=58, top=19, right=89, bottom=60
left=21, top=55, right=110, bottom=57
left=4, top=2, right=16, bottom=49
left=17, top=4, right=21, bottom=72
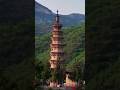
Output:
left=35, top=24, right=85, bottom=81
left=85, top=0, right=120, bottom=90
left=0, top=20, right=34, bottom=90
left=0, top=0, right=34, bottom=89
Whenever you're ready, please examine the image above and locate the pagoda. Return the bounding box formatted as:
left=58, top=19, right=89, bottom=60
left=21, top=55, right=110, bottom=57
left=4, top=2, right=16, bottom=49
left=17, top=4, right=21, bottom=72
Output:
left=49, top=10, right=64, bottom=87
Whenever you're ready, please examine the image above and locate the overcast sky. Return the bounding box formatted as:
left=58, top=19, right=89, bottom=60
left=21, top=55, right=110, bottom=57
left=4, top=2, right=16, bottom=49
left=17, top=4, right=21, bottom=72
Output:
left=35, top=0, right=85, bottom=15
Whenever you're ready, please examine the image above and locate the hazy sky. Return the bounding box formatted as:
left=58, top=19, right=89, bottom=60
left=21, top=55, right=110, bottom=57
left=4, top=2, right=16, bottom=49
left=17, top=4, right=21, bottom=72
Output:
left=35, top=0, right=85, bottom=15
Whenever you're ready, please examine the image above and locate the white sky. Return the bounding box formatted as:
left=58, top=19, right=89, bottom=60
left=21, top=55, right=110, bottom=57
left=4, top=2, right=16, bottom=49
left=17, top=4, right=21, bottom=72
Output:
left=35, top=0, right=85, bottom=15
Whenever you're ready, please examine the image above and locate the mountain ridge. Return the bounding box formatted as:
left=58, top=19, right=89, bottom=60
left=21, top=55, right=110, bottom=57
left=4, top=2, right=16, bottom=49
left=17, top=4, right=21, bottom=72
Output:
left=35, top=1, right=85, bottom=34
left=35, top=1, right=84, bottom=15
left=35, top=1, right=53, bottom=15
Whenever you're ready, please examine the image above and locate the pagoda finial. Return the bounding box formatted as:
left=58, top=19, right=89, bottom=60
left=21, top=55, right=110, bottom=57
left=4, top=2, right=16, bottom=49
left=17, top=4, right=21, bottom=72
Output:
left=55, top=10, right=59, bottom=23
left=57, top=10, right=58, bottom=15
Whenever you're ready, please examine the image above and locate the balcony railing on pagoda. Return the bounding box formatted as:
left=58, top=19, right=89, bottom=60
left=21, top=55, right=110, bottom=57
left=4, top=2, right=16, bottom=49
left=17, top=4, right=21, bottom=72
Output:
left=51, top=37, right=63, bottom=41
left=52, top=41, right=62, bottom=44
left=50, top=52, right=64, bottom=56
left=51, top=49, right=63, bottom=52
left=50, top=60, right=58, bottom=64
left=50, top=56, right=64, bottom=61
left=52, top=34, right=63, bottom=37
left=50, top=58, right=64, bottom=63
left=50, top=44, right=64, bottom=48
left=52, top=30, right=63, bottom=35
left=52, top=23, right=62, bottom=29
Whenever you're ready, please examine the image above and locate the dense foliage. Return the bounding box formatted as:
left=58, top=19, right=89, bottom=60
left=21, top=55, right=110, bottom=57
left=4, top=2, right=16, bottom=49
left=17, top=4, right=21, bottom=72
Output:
left=85, top=0, right=120, bottom=90
left=0, top=20, right=34, bottom=90
left=0, top=0, right=34, bottom=89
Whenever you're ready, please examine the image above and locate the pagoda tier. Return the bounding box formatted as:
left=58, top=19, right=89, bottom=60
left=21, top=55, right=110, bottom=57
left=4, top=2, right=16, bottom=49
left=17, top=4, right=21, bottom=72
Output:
left=51, top=50, right=63, bottom=54
left=51, top=53, right=64, bottom=56
left=51, top=41, right=62, bottom=44
left=51, top=48, right=63, bottom=52
left=50, top=60, right=58, bottom=64
left=50, top=58, right=64, bottom=61
left=51, top=37, right=63, bottom=40
left=49, top=60, right=58, bottom=69
left=50, top=43, right=64, bottom=46
left=53, top=23, right=62, bottom=29
left=49, top=60, right=63, bottom=69
left=51, top=38, right=63, bottom=42
left=50, top=54, right=64, bottom=58
left=52, top=34, right=62, bottom=37
left=50, top=45, right=64, bottom=48
left=52, top=31, right=63, bottom=35
left=50, top=60, right=63, bottom=64
left=51, top=36, right=63, bottom=40
left=50, top=45, right=64, bottom=49
left=50, top=58, right=63, bottom=63
left=50, top=52, right=64, bottom=56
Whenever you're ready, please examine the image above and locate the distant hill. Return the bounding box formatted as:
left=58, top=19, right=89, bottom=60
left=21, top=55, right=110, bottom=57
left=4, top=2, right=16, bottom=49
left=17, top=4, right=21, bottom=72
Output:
left=35, top=1, right=85, bottom=34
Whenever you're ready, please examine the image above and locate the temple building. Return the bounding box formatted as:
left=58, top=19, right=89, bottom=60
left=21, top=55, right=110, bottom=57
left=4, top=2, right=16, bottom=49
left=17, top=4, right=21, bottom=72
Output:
left=49, top=10, right=64, bottom=87
left=50, top=10, right=64, bottom=70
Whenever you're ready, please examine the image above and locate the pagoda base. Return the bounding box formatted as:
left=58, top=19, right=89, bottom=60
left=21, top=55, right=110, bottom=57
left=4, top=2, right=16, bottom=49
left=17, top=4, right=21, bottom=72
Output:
left=49, top=81, right=58, bottom=87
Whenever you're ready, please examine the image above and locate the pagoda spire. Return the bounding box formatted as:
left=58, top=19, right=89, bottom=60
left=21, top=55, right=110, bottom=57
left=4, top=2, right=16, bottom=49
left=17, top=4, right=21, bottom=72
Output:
left=55, top=10, right=59, bottom=23
left=53, top=10, right=62, bottom=31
